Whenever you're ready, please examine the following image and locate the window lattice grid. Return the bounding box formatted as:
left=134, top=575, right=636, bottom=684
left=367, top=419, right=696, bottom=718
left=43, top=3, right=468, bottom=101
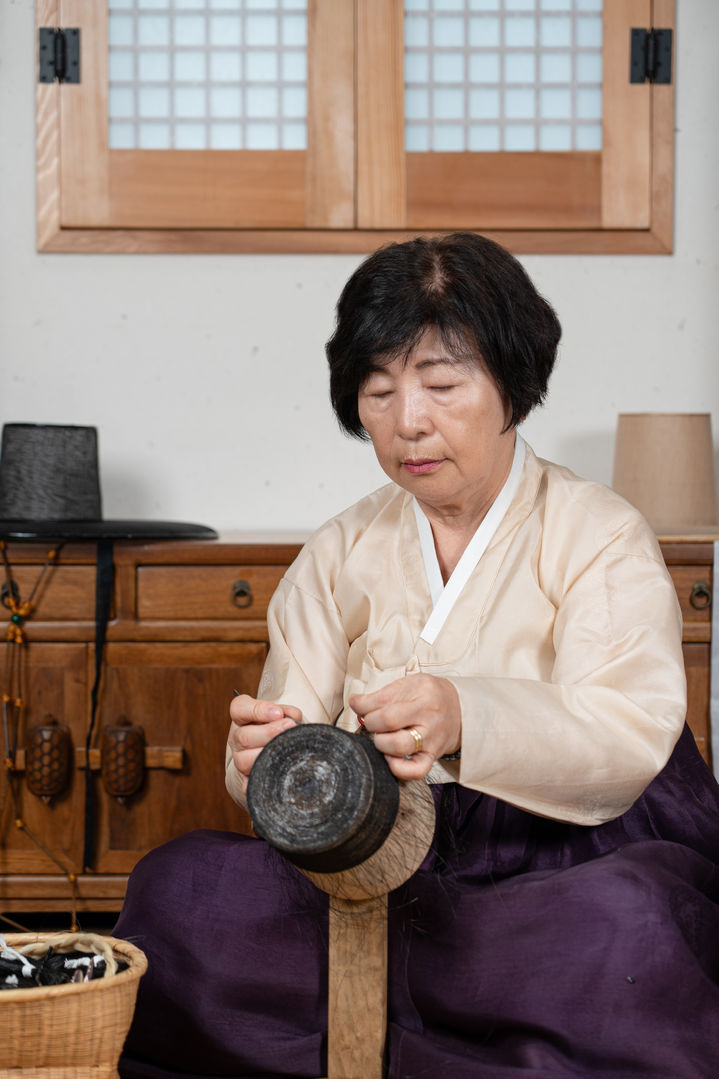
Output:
left=404, top=0, right=603, bottom=153
left=108, top=0, right=308, bottom=150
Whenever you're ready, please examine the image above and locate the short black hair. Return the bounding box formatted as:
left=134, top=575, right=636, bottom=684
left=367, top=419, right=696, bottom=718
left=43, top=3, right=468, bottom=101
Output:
left=326, top=232, right=561, bottom=439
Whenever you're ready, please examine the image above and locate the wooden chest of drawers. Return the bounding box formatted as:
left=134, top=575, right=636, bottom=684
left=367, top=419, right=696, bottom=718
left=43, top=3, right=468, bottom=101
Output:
left=0, top=536, right=303, bottom=915
left=658, top=533, right=716, bottom=767
left=0, top=532, right=714, bottom=916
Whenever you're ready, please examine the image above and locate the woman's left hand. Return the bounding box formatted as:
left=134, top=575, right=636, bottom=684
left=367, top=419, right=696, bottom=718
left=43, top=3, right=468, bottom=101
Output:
left=349, top=673, right=461, bottom=780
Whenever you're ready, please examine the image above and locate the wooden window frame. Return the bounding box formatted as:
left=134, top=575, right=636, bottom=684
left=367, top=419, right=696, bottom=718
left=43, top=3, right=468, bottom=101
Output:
left=36, top=0, right=675, bottom=256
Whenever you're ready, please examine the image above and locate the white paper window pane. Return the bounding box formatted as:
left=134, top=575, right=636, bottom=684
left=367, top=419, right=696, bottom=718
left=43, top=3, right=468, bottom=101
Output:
left=282, top=15, right=306, bottom=46
left=282, top=86, right=306, bottom=118
left=109, top=52, right=134, bottom=81
left=175, top=87, right=206, bottom=117
left=211, top=53, right=242, bottom=81
left=211, top=86, right=242, bottom=117
left=109, top=87, right=135, bottom=118
left=433, top=53, right=465, bottom=82
left=405, top=88, right=430, bottom=120
left=247, top=86, right=278, bottom=117
left=505, top=53, right=536, bottom=83
left=109, top=15, right=134, bottom=46
left=175, top=18, right=206, bottom=47
left=469, top=124, right=501, bottom=150
left=505, top=16, right=535, bottom=47
left=139, top=52, right=170, bottom=82
left=406, top=52, right=430, bottom=82
left=540, top=16, right=571, bottom=47
left=469, top=16, right=500, bottom=47
left=210, top=15, right=242, bottom=46
left=540, top=87, right=571, bottom=119
left=108, top=1, right=307, bottom=150
left=576, top=51, right=601, bottom=83
left=469, top=53, right=500, bottom=82
left=405, top=16, right=430, bottom=48
left=139, top=123, right=171, bottom=148
left=176, top=122, right=207, bottom=148
left=433, top=124, right=465, bottom=151
left=282, top=52, right=306, bottom=80
left=577, top=15, right=602, bottom=47
left=540, top=52, right=571, bottom=82
left=247, top=51, right=279, bottom=81
left=109, top=122, right=135, bottom=148
left=505, top=87, right=535, bottom=119
left=246, top=122, right=279, bottom=148
left=139, top=86, right=170, bottom=117
left=575, top=122, right=601, bottom=149
left=433, top=88, right=464, bottom=119
left=505, top=124, right=536, bottom=150
left=405, top=0, right=602, bottom=152
left=282, top=121, right=306, bottom=148
left=539, top=123, right=572, bottom=150
left=138, top=15, right=170, bottom=46
left=246, top=15, right=277, bottom=46
left=406, top=124, right=431, bottom=150
left=576, top=86, right=601, bottom=118
left=434, top=17, right=464, bottom=47
left=175, top=52, right=207, bottom=81
left=211, top=123, right=243, bottom=148
left=470, top=87, right=500, bottom=119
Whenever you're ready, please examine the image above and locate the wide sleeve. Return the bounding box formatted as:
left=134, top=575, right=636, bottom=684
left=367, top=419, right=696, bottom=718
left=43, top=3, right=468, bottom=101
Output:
left=225, top=551, right=350, bottom=809
left=447, top=542, right=687, bottom=825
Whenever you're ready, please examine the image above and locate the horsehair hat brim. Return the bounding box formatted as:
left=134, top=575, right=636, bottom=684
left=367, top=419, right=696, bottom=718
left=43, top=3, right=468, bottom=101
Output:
left=0, top=423, right=217, bottom=542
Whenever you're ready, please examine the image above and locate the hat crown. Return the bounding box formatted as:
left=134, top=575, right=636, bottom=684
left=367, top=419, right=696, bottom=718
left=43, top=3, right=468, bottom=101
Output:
left=0, top=424, right=102, bottom=521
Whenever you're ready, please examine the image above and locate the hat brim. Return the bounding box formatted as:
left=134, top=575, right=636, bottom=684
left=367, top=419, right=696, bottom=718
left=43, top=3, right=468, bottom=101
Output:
left=0, top=520, right=218, bottom=541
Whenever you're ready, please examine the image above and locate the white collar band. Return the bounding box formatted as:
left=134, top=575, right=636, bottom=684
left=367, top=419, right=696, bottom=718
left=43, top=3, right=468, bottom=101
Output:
left=414, top=433, right=526, bottom=645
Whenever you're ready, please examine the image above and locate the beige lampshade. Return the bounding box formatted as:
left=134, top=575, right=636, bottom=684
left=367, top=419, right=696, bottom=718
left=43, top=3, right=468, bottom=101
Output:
left=612, top=413, right=718, bottom=529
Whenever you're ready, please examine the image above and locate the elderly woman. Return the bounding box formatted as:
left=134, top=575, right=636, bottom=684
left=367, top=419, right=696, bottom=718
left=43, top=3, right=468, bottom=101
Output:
left=116, top=233, right=719, bottom=1079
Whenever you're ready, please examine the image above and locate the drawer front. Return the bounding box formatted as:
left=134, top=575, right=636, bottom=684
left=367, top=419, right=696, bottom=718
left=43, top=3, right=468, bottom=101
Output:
left=136, top=565, right=286, bottom=620
left=0, top=565, right=96, bottom=621
left=666, top=565, right=713, bottom=627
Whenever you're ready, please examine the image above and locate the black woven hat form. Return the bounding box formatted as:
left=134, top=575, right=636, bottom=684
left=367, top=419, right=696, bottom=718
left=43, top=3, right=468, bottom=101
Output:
left=0, top=423, right=217, bottom=541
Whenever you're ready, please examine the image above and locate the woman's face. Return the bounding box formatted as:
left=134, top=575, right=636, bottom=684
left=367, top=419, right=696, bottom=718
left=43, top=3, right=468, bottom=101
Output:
left=357, top=327, right=515, bottom=522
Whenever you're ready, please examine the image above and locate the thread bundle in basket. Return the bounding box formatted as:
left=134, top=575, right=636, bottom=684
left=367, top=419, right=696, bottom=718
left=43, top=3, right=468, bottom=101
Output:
left=1, top=931, right=127, bottom=989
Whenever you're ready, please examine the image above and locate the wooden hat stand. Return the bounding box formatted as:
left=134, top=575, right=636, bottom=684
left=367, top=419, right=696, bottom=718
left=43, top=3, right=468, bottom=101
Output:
left=247, top=724, right=436, bottom=1079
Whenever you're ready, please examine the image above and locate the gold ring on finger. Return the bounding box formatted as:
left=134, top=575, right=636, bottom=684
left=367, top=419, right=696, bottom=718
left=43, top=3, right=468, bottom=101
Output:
left=407, top=726, right=422, bottom=756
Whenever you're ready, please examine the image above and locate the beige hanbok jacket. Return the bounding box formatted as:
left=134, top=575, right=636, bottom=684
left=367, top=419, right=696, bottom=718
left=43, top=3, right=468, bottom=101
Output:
left=226, top=443, right=686, bottom=826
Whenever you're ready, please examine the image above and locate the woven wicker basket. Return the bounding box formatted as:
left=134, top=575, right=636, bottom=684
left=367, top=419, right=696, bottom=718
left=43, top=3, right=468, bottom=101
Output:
left=0, top=933, right=147, bottom=1078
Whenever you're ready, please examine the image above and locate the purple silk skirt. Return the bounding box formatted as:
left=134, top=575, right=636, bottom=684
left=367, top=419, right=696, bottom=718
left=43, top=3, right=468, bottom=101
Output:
left=114, top=725, right=719, bottom=1078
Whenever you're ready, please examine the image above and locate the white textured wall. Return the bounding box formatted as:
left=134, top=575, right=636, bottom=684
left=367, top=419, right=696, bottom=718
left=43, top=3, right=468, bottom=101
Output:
left=1, top=1, right=718, bottom=533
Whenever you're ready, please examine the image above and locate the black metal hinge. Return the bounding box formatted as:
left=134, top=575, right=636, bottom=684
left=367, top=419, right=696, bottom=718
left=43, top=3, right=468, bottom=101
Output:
left=630, top=27, right=673, bottom=84
left=38, top=27, right=81, bottom=84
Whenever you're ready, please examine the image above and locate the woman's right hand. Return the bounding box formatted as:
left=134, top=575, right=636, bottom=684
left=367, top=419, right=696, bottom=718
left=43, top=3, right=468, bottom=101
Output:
left=228, top=694, right=302, bottom=793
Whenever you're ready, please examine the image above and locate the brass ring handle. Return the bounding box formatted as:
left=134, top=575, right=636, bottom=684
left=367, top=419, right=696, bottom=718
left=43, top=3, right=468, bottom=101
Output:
left=231, top=579, right=253, bottom=609
left=689, top=580, right=712, bottom=610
